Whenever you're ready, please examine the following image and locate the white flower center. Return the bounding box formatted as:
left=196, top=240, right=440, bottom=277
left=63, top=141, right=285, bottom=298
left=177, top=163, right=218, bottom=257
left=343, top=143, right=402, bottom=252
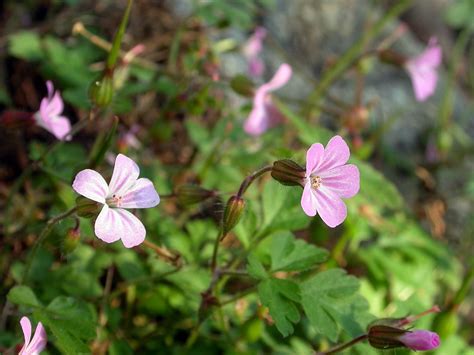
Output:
left=106, top=194, right=123, bottom=208
left=310, top=175, right=322, bottom=190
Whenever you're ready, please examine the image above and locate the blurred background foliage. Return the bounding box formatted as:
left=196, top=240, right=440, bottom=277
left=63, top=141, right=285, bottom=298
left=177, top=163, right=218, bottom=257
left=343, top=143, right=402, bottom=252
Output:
left=0, top=0, right=473, bottom=354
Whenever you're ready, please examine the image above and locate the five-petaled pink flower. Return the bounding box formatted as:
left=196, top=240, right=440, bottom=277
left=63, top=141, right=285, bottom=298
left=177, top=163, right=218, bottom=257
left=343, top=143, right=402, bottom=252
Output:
left=19, top=316, right=47, bottom=355
left=243, top=27, right=267, bottom=77
left=301, top=135, right=360, bottom=227
left=72, top=154, right=160, bottom=248
left=244, top=63, right=292, bottom=136
left=405, top=38, right=442, bottom=102
left=34, top=81, right=71, bottom=140
left=399, top=330, right=440, bottom=351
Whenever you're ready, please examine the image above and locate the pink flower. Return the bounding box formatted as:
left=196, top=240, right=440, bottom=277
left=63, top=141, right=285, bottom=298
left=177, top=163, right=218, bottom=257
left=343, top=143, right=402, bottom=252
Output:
left=399, top=330, right=440, bottom=351
left=405, top=38, right=442, bottom=102
left=34, top=81, right=71, bottom=140
left=243, top=27, right=267, bottom=76
left=244, top=63, right=292, bottom=136
left=72, top=154, right=160, bottom=248
left=301, top=135, right=360, bottom=227
left=19, top=316, right=47, bottom=355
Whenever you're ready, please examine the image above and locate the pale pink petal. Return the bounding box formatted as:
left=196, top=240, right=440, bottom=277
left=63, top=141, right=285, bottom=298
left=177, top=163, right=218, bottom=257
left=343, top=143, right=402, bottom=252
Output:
left=306, top=143, right=324, bottom=175
left=317, top=135, right=350, bottom=172
left=72, top=169, right=108, bottom=204
left=301, top=182, right=318, bottom=217
left=46, top=81, right=54, bottom=100
left=244, top=103, right=269, bottom=136
left=407, top=66, right=438, bottom=101
left=120, top=178, right=160, bottom=208
left=49, top=116, right=71, bottom=141
left=95, top=205, right=146, bottom=248
left=20, top=317, right=32, bottom=352
left=262, top=63, right=292, bottom=93
left=47, top=91, right=64, bottom=117
left=28, top=322, right=47, bottom=354
left=411, top=38, right=442, bottom=68
left=314, top=186, right=347, bottom=227
left=399, top=330, right=440, bottom=351
left=243, top=27, right=267, bottom=59
left=108, top=154, right=140, bottom=196
left=319, top=164, right=360, bottom=198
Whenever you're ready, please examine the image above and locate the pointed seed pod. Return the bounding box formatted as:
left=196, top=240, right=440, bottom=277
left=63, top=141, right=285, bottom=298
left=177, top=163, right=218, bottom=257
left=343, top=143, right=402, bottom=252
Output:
left=222, top=195, right=245, bottom=236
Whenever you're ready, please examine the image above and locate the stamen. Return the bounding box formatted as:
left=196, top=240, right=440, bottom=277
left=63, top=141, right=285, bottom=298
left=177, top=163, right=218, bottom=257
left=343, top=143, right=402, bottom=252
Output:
left=106, top=194, right=123, bottom=207
left=310, top=175, right=322, bottom=190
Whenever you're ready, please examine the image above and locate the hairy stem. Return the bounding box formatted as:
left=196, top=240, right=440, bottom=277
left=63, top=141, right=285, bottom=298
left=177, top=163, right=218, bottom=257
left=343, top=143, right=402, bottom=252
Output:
left=315, top=334, right=368, bottom=355
left=21, top=207, right=78, bottom=284
left=237, top=165, right=273, bottom=197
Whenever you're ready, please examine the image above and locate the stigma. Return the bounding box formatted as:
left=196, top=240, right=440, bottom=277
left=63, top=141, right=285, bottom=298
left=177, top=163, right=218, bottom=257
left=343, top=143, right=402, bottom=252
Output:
left=106, top=194, right=123, bottom=207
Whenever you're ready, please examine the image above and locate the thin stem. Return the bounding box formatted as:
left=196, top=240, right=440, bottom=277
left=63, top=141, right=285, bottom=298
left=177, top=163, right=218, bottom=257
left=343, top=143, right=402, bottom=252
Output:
left=4, top=119, right=89, bottom=236
left=237, top=165, right=273, bottom=197
left=21, top=207, right=78, bottom=284
left=210, top=230, right=222, bottom=272
left=220, top=286, right=256, bottom=306
left=142, top=239, right=180, bottom=264
left=304, top=0, right=412, bottom=110
left=315, top=334, right=368, bottom=355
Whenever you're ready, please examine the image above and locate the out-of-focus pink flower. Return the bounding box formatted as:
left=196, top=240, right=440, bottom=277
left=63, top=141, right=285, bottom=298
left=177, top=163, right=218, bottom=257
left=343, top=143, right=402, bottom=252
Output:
left=34, top=81, right=71, bottom=140
left=72, top=154, right=160, bottom=248
left=301, top=135, right=360, bottom=227
left=398, top=330, right=440, bottom=351
left=243, top=27, right=267, bottom=77
left=118, top=125, right=141, bottom=152
left=244, top=63, right=292, bottom=136
left=19, top=316, right=47, bottom=355
left=405, top=38, right=442, bottom=102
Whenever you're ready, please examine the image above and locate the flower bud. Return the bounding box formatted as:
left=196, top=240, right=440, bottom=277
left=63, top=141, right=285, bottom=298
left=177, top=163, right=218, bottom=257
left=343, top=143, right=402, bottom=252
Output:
left=378, top=49, right=406, bottom=67
left=75, top=196, right=101, bottom=218
left=367, top=324, right=408, bottom=349
left=230, top=74, right=254, bottom=97
left=175, top=184, right=216, bottom=207
left=222, top=195, right=245, bottom=236
left=62, top=228, right=80, bottom=254
left=89, top=73, right=114, bottom=107
left=398, top=330, right=440, bottom=351
left=271, top=159, right=305, bottom=187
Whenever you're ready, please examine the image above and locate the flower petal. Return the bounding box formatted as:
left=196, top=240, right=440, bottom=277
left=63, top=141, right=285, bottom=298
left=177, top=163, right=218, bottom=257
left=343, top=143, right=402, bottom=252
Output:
left=407, top=66, right=438, bottom=102
left=47, top=91, right=65, bottom=117
left=306, top=143, right=324, bottom=175
left=28, top=322, right=47, bottom=354
left=263, top=63, right=292, bottom=93
left=319, top=164, right=360, bottom=198
left=46, top=81, right=54, bottom=100
left=108, top=154, right=140, bottom=196
left=72, top=169, right=108, bottom=204
left=20, top=317, right=32, bottom=352
left=94, top=205, right=121, bottom=244
left=120, top=178, right=160, bottom=208
left=301, top=182, right=317, bottom=216
left=314, top=186, right=347, bottom=228
left=50, top=116, right=71, bottom=141
left=94, top=205, right=146, bottom=248
left=244, top=103, right=269, bottom=136
left=317, top=135, right=350, bottom=172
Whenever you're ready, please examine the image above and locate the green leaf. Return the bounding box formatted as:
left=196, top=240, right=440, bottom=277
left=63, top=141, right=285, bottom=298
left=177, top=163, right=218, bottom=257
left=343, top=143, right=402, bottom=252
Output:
left=247, top=253, right=268, bottom=280
left=300, top=269, right=363, bottom=341
left=34, top=297, right=96, bottom=354
left=258, top=278, right=301, bottom=337
left=8, top=31, right=43, bottom=61
left=7, top=286, right=41, bottom=307
left=267, top=233, right=328, bottom=272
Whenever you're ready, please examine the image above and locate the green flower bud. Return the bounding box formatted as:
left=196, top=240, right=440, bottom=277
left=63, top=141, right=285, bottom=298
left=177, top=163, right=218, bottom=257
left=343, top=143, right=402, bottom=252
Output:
left=367, top=324, right=407, bottom=349
left=62, top=228, right=80, bottom=254
left=75, top=196, right=101, bottom=218
left=222, top=195, right=245, bottom=236
left=89, top=73, right=114, bottom=107
left=271, top=159, right=305, bottom=187
left=230, top=74, right=254, bottom=97
left=175, top=184, right=216, bottom=207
